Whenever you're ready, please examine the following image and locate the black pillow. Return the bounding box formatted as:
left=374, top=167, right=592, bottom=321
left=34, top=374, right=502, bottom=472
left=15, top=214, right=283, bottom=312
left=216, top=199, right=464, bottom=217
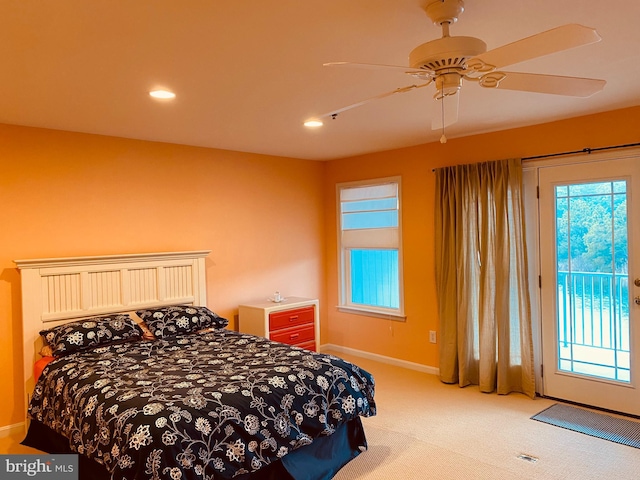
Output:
left=136, top=305, right=228, bottom=338
left=40, top=314, right=143, bottom=357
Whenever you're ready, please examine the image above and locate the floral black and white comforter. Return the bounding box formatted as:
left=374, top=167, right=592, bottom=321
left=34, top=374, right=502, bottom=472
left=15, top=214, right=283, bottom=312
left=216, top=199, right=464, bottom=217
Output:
left=28, top=330, right=376, bottom=480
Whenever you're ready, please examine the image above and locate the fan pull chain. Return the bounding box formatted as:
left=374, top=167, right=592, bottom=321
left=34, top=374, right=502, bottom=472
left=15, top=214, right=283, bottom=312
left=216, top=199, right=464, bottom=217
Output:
left=440, top=90, right=447, bottom=144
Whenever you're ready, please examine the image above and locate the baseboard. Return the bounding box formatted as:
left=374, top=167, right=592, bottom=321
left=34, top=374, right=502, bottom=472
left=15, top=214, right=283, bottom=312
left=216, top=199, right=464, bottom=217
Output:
left=0, top=422, right=25, bottom=439
left=320, top=343, right=440, bottom=376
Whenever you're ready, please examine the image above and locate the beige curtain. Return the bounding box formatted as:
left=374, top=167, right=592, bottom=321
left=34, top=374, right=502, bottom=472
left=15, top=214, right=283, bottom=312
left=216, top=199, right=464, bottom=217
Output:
left=434, top=158, right=535, bottom=397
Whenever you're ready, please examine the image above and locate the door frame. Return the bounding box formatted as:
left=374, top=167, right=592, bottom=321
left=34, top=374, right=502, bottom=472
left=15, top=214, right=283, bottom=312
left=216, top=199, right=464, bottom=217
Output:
left=523, top=147, right=640, bottom=400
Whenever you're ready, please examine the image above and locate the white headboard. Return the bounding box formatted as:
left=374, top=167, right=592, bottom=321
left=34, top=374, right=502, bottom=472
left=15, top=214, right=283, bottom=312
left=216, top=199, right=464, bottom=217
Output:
left=14, top=250, right=210, bottom=414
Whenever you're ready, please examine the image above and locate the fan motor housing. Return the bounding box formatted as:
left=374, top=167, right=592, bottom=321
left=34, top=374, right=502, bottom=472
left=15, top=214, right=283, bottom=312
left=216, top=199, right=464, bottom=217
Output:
left=409, top=36, right=486, bottom=72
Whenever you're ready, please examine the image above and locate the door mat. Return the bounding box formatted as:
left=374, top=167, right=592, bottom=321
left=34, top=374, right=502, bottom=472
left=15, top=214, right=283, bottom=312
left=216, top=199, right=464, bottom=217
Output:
left=531, top=403, right=640, bottom=449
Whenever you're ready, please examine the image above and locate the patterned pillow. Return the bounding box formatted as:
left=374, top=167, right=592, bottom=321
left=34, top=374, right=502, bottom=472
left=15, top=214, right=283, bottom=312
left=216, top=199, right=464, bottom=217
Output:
left=40, top=314, right=143, bottom=357
left=136, top=305, right=228, bottom=338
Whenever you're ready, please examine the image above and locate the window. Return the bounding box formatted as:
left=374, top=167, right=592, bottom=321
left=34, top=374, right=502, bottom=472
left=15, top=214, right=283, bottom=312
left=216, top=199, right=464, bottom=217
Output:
left=337, top=177, right=404, bottom=319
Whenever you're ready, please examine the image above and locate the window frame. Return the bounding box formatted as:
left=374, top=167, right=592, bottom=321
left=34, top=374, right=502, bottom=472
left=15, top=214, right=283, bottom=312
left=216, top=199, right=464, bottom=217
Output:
left=336, top=176, right=406, bottom=320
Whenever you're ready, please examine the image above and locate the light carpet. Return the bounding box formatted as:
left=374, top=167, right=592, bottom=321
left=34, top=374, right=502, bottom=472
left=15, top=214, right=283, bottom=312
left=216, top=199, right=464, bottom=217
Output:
left=334, top=425, right=525, bottom=480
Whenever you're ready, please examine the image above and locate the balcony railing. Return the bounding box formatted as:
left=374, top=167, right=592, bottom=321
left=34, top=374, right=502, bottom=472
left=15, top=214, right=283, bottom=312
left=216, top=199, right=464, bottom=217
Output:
left=556, top=271, right=630, bottom=382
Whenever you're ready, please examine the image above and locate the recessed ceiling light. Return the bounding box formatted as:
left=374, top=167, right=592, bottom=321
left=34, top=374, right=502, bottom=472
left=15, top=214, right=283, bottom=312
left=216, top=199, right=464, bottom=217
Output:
left=304, top=120, right=323, bottom=127
left=149, top=90, right=176, bottom=99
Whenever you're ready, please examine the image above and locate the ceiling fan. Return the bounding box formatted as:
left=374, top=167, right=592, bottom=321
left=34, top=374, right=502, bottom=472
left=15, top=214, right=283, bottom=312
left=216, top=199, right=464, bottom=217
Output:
left=306, top=0, right=606, bottom=142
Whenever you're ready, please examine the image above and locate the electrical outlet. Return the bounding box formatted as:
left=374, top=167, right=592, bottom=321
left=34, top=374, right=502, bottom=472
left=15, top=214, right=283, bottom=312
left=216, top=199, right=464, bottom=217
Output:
left=429, top=330, right=437, bottom=344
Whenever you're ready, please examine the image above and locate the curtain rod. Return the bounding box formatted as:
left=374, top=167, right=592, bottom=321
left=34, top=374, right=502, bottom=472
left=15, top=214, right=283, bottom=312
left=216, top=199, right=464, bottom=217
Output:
left=431, top=141, right=640, bottom=172
left=521, top=141, right=640, bottom=161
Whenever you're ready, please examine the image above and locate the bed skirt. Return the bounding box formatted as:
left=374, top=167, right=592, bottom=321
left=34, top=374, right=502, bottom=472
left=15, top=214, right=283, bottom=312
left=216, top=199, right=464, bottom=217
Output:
left=22, top=417, right=367, bottom=480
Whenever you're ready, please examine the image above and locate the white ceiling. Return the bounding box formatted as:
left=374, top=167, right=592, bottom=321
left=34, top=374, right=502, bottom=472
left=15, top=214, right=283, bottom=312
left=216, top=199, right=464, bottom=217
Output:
left=1, top=0, right=639, bottom=161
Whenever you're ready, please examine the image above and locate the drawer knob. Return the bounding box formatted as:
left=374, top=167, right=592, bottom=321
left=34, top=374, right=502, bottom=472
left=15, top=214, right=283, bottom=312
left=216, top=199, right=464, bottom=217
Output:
left=290, top=333, right=300, bottom=340
left=289, top=315, right=299, bottom=321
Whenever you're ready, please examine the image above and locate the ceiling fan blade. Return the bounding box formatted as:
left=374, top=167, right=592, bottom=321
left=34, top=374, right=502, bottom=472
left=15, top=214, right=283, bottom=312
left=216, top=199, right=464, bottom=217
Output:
left=324, top=61, right=426, bottom=74
left=467, top=24, right=602, bottom=72
left=431, top=93, right=459, bottom=130
left=323, top=62, right=433, bottom=82
left=484, top=71, right=606, bottom=97
left=311, top=82, right=432, bottom=121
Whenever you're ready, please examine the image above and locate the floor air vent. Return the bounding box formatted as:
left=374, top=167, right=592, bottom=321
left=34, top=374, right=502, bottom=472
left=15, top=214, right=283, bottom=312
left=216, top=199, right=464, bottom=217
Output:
left=517, top=453, right=539, bottom=463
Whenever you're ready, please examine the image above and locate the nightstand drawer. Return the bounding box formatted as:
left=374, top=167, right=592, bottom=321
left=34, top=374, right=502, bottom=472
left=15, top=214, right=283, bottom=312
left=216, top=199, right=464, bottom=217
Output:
left=269, top=306, right=314, bottom=331
left=270, top=324, right=314, bottom=346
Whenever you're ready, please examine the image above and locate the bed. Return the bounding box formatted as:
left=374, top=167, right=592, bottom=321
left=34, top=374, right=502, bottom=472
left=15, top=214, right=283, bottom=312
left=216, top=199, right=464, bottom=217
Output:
left=16, top=251, right=376, bottom=480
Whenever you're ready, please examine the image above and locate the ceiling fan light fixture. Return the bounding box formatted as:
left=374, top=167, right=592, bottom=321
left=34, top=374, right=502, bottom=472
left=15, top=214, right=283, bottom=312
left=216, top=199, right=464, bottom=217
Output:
left=434, top=73, right=462, bottom=98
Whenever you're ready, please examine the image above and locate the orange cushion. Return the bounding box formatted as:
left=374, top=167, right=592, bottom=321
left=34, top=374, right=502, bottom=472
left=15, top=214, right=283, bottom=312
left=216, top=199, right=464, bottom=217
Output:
left=34, top=356, right=55, bottom=380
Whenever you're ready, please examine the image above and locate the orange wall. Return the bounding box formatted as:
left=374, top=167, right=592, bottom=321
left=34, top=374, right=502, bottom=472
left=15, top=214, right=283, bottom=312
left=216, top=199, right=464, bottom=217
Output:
left=323, top=106, right=640, bottom=368
left=0, top=124, right=325, bottom=429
